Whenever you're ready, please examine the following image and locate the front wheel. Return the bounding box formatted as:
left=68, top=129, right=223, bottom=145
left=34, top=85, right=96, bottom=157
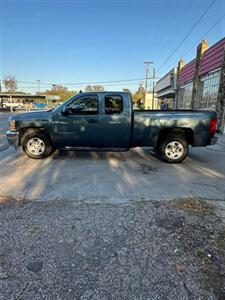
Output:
left=22, top=131, right=53, bottom=159
left=158, top=135, right=188, bottom=163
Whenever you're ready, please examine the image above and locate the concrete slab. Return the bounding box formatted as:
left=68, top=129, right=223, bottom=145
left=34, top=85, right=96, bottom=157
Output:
left=0, top=140, right=225, bottom=203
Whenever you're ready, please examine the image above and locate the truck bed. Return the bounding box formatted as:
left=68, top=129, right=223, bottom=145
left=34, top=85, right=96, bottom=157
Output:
left=132, top=109, right=217, bottom=147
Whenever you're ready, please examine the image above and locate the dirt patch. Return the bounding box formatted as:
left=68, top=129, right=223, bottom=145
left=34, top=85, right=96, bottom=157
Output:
left=169, top=197, right=215, bottom=214
left=198, top=226, right=225, bottom=299
left=167, top=198, right=225, bottom=298
left=0, top=195, right=30, bottom=205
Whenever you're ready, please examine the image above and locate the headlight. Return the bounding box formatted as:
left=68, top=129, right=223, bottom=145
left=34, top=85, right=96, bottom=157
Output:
left=9, top=120, right=16, bottom=132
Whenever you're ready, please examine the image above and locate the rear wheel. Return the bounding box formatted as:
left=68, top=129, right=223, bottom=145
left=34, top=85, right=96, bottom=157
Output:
left=22, top=131, right=53, bottom=159
left=158, top=134, right=188, bottom=163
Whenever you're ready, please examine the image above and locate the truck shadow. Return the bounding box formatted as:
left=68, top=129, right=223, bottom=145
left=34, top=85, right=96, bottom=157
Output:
left=52, top=147, right=158, bottom=161
left=0, top=143, right=225, bottom=203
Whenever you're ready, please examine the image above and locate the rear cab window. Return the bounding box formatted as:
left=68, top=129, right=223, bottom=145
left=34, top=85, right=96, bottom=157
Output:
left=105, top=95, right=123, bottom=114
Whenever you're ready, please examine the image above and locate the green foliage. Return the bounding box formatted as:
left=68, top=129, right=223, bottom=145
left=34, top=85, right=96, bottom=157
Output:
left=122, top=88, right=131, bottom=93
left=84, top=85, right=104, bottom=92
left=132, top=84, right=145, bottom=108
left=41, top=85, right=76, bottom=102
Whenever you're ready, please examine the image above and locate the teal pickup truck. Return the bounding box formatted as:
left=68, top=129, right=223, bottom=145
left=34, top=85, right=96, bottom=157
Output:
left=6, top=91, right=218, bottom=163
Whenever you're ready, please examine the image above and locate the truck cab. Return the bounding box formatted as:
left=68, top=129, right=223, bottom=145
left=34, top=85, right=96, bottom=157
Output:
left=52, top=92, right=132, bottom=149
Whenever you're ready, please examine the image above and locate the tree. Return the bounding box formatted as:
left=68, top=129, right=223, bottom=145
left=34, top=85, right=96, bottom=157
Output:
left=92, top=85, right=104, bottom=91
left=132, top=84, right=145, bottom=108
left=42, top=85, right=76, bottom=102
left=3, top=75, right=17, bottom=93
left=84, top=85, right=104, bottom=92
left=122, top=88, right=131, bottom=93
left=84, top=85, right=93, bottom=92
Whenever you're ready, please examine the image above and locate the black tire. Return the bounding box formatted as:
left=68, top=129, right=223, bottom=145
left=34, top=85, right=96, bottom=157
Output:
left=22, top=130, right=53, bottom=159
left=158, top=134, right=188, bottom=163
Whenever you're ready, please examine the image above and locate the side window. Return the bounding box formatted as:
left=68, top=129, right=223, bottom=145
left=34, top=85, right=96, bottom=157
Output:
left=68, top=95, right=98, bottom=114
left=105, top=95, right=123, bottom=114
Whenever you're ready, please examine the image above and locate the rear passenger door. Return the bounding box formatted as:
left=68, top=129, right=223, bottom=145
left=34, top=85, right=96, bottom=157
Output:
left=100, top=94, right=131, bottom=148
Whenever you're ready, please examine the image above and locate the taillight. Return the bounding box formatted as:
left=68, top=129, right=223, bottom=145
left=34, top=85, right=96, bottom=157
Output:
left=209, top=117, right=217, bottom=134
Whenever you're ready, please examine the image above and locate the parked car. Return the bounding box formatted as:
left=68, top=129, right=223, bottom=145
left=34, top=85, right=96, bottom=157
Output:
left=3, top=102, right=24, bottom=109
left=32, top=102, right=48, bottom=109
left=6, top=91, right=218, bottom=163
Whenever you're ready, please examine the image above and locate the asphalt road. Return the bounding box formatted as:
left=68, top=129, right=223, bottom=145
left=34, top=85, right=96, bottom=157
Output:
left=0, top=113, right=10, bottom=151
left=0, top=112, right=11, bottom=133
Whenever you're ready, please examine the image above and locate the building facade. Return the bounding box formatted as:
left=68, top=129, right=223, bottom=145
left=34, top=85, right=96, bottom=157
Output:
left=155, top=68, right=177, bottom=109
left=144, top=92, right=159, bottom=109
left=177, top=38, right=225, bottom=111
left=157, top=37, right=225, bottom=131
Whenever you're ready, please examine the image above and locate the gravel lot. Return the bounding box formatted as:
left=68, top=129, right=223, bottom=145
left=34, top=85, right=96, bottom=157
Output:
left=1, top=197, right=225, bottom=300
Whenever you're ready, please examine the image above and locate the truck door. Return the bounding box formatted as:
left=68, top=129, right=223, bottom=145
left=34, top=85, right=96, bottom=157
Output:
left=100, top=93, right=131, bottom=148
left=53, top=94, right=101, bottom=147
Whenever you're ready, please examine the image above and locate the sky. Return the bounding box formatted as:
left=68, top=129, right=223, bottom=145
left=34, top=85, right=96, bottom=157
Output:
left=0, top=0, right=225, bottom=93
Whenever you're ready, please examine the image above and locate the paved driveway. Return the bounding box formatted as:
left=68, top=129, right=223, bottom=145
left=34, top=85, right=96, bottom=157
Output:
left=0, top=111, right=225, bottom=203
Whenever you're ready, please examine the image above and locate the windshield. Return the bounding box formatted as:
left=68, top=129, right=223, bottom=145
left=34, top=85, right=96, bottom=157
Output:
left=52, top=95, right=75, bottom=113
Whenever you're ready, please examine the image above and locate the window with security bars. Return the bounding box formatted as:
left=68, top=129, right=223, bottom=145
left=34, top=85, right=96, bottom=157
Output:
left=178, top=82, right=193, bottom=109
left=199, top=70, right=220, bottom=110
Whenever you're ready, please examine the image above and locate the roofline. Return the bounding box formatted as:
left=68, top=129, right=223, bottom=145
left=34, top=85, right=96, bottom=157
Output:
left=78, top=91, right=130, bottom=94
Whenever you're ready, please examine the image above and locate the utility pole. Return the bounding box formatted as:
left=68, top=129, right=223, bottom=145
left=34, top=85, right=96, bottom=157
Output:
left=144, top=61, right=153, bottom=108
left=152, top=67, right=156, bottom=109
left=37, top=80, right=41, bottom=93
left=217, top=47, right=225, bottom=133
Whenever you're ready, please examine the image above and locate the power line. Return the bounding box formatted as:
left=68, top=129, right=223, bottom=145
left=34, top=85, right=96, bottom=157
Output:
left=16, top=78, right=159, bottom=90
left=16, top=77, right=149, bottom=86
left=157, top=0, right=216, bottom=72
left=183, top=13, right=225, bottom=56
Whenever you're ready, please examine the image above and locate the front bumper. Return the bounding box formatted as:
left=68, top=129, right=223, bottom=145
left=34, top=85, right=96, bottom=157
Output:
left=6, top=131, right=19, bottom=148
left=210, top=136, right=218, bottom=145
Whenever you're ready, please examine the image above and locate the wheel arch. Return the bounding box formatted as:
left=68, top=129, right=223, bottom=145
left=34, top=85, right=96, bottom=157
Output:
left=156, top=127, right=194, bottom=147
left=19, top=127, right=53, bottom=146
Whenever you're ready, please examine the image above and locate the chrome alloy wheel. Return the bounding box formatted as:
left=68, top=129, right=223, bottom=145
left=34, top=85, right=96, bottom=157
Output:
left=26, top=137, right=46, bottom=156
left=165, top=141, right=184, bottom=160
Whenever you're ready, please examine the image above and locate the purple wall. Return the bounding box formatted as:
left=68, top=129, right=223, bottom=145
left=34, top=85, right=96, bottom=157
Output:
left=178, top=37, right=225, bottom=84
left=199, top=38, right=225, bottom=76
left=178, top=59, right=195, bottom=84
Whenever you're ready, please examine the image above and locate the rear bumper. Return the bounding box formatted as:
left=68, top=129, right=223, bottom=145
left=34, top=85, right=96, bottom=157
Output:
left=209, top=136, right=218, bottom=145
left=6, top=131, right=19, bottom=148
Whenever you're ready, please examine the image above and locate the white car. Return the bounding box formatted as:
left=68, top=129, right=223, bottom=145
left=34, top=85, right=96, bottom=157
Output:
left=3, top=102, right=24, bottom=109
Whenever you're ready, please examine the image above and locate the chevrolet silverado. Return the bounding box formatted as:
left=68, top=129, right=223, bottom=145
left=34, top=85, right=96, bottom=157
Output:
left=6, top=91, right=218, bottom=163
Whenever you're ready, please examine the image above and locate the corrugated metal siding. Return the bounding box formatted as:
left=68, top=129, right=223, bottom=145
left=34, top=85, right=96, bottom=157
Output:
left=178, top=59, right=196, bottom=84
left=199, top=38, right=225, bottom=76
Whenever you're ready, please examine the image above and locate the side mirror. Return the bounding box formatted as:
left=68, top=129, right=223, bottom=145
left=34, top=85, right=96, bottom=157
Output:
left=61, top=103, right=85, bottom=115
left=61, top=106, right=69, bottom=115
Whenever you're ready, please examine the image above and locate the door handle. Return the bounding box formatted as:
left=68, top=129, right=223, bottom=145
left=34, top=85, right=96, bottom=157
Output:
left=88, top=119, right=98, bottom=124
